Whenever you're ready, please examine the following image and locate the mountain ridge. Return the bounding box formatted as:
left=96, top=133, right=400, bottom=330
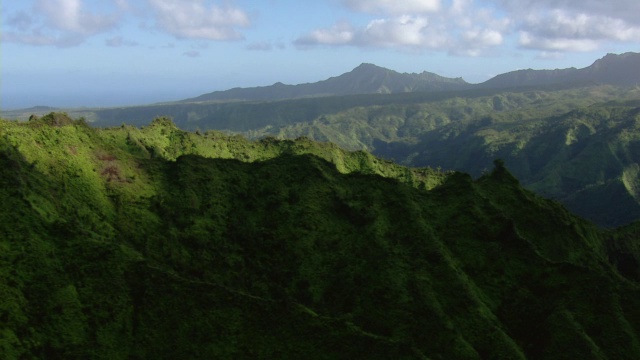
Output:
left=479, top=52, right=640, bottom=89
left=3, top=113, right=640, bottom=358
left=3, top=52, right=638, bottom=114
left=180, top=62, right=471, bottom=103
left=178, top=52, right=640, bottom=104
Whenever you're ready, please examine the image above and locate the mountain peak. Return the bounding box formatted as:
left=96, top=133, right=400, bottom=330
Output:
left=354, top=62, right=385, bottom=70
left=349, top=63, right=392, bottom=75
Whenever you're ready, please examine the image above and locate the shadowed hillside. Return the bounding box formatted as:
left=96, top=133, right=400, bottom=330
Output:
left=2, top=113, right=640, bottom=359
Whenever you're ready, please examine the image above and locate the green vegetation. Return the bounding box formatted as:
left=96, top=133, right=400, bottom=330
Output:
left=372, top=100, right=640, bottom=227
left=178, top=84, right=640, bottom=228
left=2, top=113, right=640, bottom=358
left=5, top=84, right=640, bottom=227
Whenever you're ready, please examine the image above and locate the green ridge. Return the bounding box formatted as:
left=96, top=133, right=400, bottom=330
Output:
left=1, top=113, right=640, bottom=359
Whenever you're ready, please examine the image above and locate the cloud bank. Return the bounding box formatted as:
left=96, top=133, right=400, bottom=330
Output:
left=4, top=0, right=120, bottom=47
left=148, top=0, right=250, bottom=41
left=295, top=0, right=508, bottom=56
left=514, top=4, right=640, bottom=52
left=3, top=0, right=639, bottom=56
left=4, top=0, right=251, bottom=47
left=296, top=0, right=640, bottom=56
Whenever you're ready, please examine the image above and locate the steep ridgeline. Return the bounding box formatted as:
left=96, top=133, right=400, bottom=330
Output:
left=2, top=113, right=640, bottom=359
left=180, top=63, right=470, bottom=103
left=479, top=52, right=640, bottom=89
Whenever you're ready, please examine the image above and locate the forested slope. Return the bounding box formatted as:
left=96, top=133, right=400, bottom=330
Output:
left=2, top=114, right=640, bottom=359
left=379, top=102, right=640, bottom=227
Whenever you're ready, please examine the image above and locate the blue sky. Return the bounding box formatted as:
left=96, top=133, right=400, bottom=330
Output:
left=2, top=0, right=640, bottom=109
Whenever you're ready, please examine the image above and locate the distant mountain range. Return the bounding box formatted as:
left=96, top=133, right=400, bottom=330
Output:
left=480, top=52, right=640, bottom=89
left=180, top=63, right=471, bottom=103
left=180, top=52, right=640, bottom=103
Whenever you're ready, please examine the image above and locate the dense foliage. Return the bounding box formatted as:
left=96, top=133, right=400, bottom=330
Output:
left=374, top=100, right=640, bottom=227
left=2, top=113, right=640, bottom=359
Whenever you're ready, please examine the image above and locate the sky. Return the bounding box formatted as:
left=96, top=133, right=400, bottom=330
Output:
left=2, top=0, right=640, bottom=110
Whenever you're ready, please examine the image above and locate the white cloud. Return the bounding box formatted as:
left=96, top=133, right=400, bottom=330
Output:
left=451, top=28, right=504, bottom=56
left=36, top=0, right=118, bottom=35
left=519, top=32, right=599, bottom=52
left=490, top=0, right=640, bottom=26
left=480, top=0, right=640, bottom=52
left=295, top=2, right=505, bottom=56
left=535, top=51, right=566, bottom=60
left=450, top=0, right=472, bottom=15
left=517, top=9, right=640, bottom=51
left=342, top=0, right=441, bottom=14
left=525, top=10, right=640, bottom=41
left=361, top=16, right=434, bottom=47
left=295, top=16, right=450, bottom=49
left=4, top=0, right=121, bottom=47
left=297, top=0, right=640, bottom=56
left=295, top=21, right=355, bottom=47
left=464, top=29, right=503, bottom=47
left=148, top=0, right=250, bottom=41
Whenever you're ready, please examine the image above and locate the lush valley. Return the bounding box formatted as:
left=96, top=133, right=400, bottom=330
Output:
left=2, top=113, right=640, bottom=358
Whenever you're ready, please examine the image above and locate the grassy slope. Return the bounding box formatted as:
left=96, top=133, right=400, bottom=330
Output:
left=1, top=114, right=640, bottom=359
